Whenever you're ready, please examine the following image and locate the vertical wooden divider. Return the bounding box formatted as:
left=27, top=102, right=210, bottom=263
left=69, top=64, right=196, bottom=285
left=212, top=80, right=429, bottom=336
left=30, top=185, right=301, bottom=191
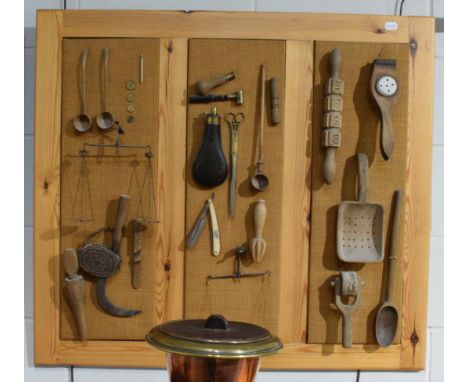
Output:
left=154, top=38, right=187, bottom=323
left=400, top=17, right=434, bottom=370
left=34, top=11, right=63, bottom=364
left=277, top=41, right=313, bottom=344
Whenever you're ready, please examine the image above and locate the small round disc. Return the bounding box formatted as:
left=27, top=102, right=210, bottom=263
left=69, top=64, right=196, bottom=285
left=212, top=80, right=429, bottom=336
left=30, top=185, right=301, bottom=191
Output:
left=376, top=76, right=398, bottom=97
left=78, top=244, right=120, bottom=278
left=126, top=80, right=136, bottom=90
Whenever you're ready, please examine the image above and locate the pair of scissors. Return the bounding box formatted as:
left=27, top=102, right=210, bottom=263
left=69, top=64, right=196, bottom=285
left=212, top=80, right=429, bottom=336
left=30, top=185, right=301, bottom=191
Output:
left=224, top=113, right=245, bottom=218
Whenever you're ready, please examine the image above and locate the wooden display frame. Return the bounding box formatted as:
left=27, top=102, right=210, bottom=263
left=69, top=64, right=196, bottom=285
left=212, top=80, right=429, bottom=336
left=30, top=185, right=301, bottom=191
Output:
left=34, top=10, right=434, bottom=370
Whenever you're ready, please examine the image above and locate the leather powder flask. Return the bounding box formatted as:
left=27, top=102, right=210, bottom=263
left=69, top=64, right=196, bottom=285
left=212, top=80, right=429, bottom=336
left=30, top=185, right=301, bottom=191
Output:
left=192, top=107, right=229, bottom=188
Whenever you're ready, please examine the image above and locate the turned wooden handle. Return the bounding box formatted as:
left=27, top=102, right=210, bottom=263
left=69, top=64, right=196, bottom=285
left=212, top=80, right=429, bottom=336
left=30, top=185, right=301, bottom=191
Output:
left=323, top=148, right=337, bottom=185
left=330, top=48, right=342, bottom=79
left=63, top=248, right=79, bottom=276
left=64, top=275, right=87, bottom=341
left=111, top=195, right=130, bottom=252
left=387, top=190, right=401, bottom=303
left=208, top=198, right=220, bottom=256
left=270, top=77, right=280, bottom=125
left=195, top=72, right=235, bottom=96
left=253, top=199, right=267, bottom=238
left=356, top=153, right=369, bottom=203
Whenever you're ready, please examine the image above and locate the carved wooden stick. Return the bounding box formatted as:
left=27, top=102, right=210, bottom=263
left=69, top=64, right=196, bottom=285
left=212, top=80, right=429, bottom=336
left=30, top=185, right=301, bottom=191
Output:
left=322, top=48, right=344, bottom=185
left=133, top=218, right=145, bottom=289
left=270, top=77, right=280, bottom=125
left=63, top=248, right=87, bottom=341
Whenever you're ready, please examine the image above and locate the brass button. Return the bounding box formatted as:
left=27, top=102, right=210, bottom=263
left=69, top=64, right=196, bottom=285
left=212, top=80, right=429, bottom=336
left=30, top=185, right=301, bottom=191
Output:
left=126, top=94, right=135, bottom=102
left=126, top=80, right=136, bottom=90
left=127, top=105, right=135, bottom=113
left=127, top=115, right=135, bottom=123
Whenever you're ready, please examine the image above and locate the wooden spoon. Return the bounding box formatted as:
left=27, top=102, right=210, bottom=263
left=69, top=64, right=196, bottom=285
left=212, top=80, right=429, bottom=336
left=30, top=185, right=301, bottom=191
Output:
left=96, top=48, right=115, bottom=130
left=375, top=190, right=401, bottom=347
left=73, top=49, right=92, bottom=133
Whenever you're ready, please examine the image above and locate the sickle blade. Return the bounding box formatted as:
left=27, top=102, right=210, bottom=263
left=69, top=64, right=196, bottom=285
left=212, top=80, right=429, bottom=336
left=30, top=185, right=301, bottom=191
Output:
left=96, top=278, right=141, bottom=317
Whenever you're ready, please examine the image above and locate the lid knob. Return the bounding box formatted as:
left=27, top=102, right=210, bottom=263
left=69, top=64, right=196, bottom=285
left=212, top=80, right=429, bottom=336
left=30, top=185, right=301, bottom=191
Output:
left=204, top=314, right=229, bottom=330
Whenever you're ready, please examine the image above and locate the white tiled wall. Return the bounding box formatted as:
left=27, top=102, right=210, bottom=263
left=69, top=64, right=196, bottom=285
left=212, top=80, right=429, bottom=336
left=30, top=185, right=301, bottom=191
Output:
left=24, top=1, right=443, bottom=381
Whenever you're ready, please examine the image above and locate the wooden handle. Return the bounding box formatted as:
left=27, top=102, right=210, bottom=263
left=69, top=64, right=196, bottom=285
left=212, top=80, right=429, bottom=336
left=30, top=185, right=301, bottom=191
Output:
left=381, top=109, right=394, bottom=160
left=323, top=148, right=337, bottom=185
left=111, top=195, right=130, bottom=253
left=81, top=49, right=88, bottom=114
left=64, top=275, right=87, bottom=341
left=370, top=60, right=399, bottom=161
left=258, top=65, right=265, bottom=161
left=103, top=47, right=110, bottom=109
left=356, top=153, right=369, bottom=203
left=386, top=190, right=401, bottom=303
left=342, top=311, right=353, bottom=348
left=330, top=48, right=342, bottom=79
left=208, top=198, right=220, bottom=256
left=63, top=248, right=79, bottom=277
left=195, top=72, right=235, bottom=96
left=270, top=77, right=280, bottom=125
left=133, top=218, right=144, bottom=289
left=253, top=199, right=267, bottom=238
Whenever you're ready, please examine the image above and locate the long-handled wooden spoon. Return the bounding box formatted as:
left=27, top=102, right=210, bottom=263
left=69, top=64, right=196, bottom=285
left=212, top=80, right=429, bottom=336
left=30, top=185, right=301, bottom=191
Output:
left=96, top=47, right=115, bottom=130
left=73, top=49, right=92, bottom=133
left=375, top=190, right=401, bottom=347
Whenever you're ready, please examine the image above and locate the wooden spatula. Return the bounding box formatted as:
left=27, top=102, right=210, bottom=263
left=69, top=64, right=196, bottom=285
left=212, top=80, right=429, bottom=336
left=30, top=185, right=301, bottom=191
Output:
left=249, top=199, right=267, bottom=263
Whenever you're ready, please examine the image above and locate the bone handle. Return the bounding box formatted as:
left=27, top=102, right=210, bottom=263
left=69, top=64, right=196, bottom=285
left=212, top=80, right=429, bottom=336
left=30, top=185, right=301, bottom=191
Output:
left=253, top=199, right=267, bottom=238
left=63, top=248, right=79, bottom=276
left=270, top=77, right=280, bottom=125
left=64, top=275, right=87, bottom=341
left=386, top=190, right=401, bottom=303
left=111, top=195, right=130, bottom=252
left=208, top=198, right=220, bottom=256
left=342, top=311, right=353, bottom=348
left=195, top=72, right=235, bottom=96
left=81, top=49, right=88, bottom=114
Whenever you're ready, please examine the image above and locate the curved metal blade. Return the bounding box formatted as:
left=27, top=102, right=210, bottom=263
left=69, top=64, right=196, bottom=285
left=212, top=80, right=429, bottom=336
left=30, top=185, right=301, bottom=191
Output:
left=96, top=278, right=141, bottom=317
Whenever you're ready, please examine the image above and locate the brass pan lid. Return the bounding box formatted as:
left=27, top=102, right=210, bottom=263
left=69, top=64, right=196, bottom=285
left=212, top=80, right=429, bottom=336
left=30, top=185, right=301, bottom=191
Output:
left=146, top=314, right=282, bottom=359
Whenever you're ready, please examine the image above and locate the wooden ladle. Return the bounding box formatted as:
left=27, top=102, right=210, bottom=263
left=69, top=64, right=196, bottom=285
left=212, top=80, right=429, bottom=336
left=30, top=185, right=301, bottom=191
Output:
left=73, top=49, right=92, bottom=133
left=375, top=190, right=401, bottom=347
left=251, top=64, right=269, bottom=191
left=96, top=48, right=115, bottom=130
